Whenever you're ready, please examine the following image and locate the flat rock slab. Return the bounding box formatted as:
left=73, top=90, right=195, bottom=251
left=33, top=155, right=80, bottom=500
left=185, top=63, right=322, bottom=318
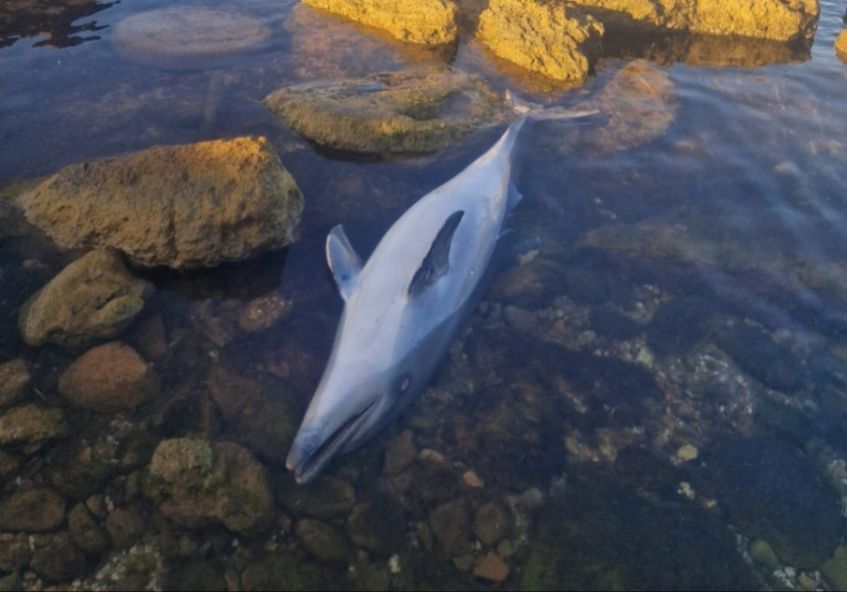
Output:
left=265, top=67, right=506, bottom=155
left=113, top=7, right=271, bottom=68
left=477, top=0, right=604, bottom=82
left=19, top=136, right=303, bottom=269
left=303, top=0, right=458, bottom=46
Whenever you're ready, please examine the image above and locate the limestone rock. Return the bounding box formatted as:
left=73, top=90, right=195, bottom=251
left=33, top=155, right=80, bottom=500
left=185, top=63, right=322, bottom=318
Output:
left=0, top=404, right=66, bottom=449
left=837, top=29, right=847, bottom=61
left=18, top=249, right=153, bottom=348
left=143, top=438, right=273, bottom=536
left=303, top=0, right=458, bottom=45
left=59, top=342, right=159, bottom=413
left=0, top=359, right=29, bottom=408
left=265, top=67, right=505, bottom=155
left=0, top=488, right=65, bottom=532
left=113, top=7, right=272, bottom=68
left=565, top=0, right=819, bottom=43
left=19, top=137, right=303, bottom=269
left=477, top=0, right=604, bottom=82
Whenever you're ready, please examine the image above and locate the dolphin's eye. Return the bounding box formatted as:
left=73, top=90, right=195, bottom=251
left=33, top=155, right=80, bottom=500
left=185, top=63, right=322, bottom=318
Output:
left=395, top=373, right=412, bottom=394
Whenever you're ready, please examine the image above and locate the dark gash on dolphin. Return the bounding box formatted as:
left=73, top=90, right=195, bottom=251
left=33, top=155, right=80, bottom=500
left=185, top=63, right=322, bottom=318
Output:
left=286, top=104, right=595, bottom=484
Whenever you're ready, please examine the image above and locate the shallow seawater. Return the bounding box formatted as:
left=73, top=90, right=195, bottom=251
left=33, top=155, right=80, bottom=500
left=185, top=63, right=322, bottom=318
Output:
left=2, top=0, right=847, bottom=589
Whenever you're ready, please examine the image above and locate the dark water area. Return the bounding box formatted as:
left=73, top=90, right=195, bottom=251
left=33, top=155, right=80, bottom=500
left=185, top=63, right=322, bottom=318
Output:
left=1, top=0, right=847, bottom=590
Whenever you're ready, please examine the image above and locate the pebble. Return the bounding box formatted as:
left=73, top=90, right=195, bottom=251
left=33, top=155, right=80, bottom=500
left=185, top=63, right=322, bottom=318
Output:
left=463, top=470, right=485, bottom=489
left=473, top=552, right=510, bottom=582
left=676, top=443, right=699, bottom=463
left=384, top=430, right=417, bottom=475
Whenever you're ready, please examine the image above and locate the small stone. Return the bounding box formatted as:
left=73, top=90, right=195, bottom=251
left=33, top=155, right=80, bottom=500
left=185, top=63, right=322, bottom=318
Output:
left=384, top=430, right=416, bottom=475
left=134, top=315, right=168, bottom=361
left=295, top=518, right=349, bottom=563
left=58, top=342, right=159, bottom=413
left=504, top=305, right=538, bottom=333
left=0, top=359, right=29, bottom=408
left=822, top=545, right=847, bottom=591
left=0, top=404, right=66, bottom=448
left=0, top=533, right=31, bottom=572
left=68, top=503, right=110, bottom=555
left=347, top=495, right=406, bottom=553
left=276, top=475, right=355, bottom=518
left=418, top=449, right=446, bottom=464
left=238, top=293, right=293, bottom=333
left=676, top=444, right=699, bottom=463
left=85, top=494, right=107, bottom=519
left=453, top=553, right=475, bottom=572
left=496, top=539, right=514, bottom=558
left=473, top=552, right=510, bottom=582
left=106, top=507, right=145, bottom=549
left=0, top=488, right=65, bottom=532
left=429, top=499, right=470, bottom=556
left=29, top=532, right=86, bottom=583
left=750, top=539, right=780, bottom=568
left=462, top=470, right=484, bottom=489
left=797, top=572, right=817, bottom=591
left=473, top=501, right=512, bottom=546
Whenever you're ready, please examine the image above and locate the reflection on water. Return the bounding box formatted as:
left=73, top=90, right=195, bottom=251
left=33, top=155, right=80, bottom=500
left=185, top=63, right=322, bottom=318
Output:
left=1, top=0, right=847, bottom=590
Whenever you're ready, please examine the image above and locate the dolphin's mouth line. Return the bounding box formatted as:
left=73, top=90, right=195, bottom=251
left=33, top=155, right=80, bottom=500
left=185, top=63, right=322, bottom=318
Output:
left=296, top=398, right=377, bottom=482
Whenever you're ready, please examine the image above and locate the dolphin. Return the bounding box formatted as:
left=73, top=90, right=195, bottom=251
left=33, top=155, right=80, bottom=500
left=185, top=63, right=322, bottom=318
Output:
left=286, top=104, right=594, bottom=483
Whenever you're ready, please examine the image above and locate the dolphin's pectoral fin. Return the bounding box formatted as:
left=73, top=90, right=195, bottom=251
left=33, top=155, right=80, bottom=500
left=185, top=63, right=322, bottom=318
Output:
left=408, top=210, right=464, bottom=297
left=326, top=225, right=362, bottom=301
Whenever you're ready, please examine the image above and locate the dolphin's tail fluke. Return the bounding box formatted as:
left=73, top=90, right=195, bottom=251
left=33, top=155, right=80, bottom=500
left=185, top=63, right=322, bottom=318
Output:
left=505, top=89, right=599, bottom=121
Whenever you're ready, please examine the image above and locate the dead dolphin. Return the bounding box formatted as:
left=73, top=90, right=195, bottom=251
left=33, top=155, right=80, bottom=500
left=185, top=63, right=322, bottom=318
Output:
left=286, top=104, right=594, bottom=483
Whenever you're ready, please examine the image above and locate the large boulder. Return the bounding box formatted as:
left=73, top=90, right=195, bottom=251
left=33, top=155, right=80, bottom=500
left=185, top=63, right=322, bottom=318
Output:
left=476, top=0, right=604, bottom=82
left=265, top=67, right=506, bottom=155
left=19, top=136, right=303, bottom=269
left=58, top=342, right=159, bottom=413
left=113, top=7, right=271, bottom=68
left=564, top=0, right=819, bottom=43
left=302, top=0, right=458, bottom=46
left=18, top=249, right=153, bottom=348
left=142, top=438, right=273, bottom=536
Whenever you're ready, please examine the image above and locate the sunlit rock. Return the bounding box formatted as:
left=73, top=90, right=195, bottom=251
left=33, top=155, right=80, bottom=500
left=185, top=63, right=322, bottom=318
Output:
left=58, top=342, right=159, bottom=413
left=143, top=438, right=273, bottom=536
left=265, top=67, right=505, bottom=155
left=19, top=137, right=303, bottom=269
left=112, top=7, right=271, bottom=68
left=18, top=249, right=153, bottom=348
left=565, top=0, right=819, bottom=43
left=302, top=0, right=458, bottom=46
left=836, top=29, right=847, bottom=61
left=476, top=0, right=604, bottom=82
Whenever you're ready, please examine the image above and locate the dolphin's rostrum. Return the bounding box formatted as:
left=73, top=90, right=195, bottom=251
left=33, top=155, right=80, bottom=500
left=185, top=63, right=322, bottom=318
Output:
left=286, top=105, right=593, bottom=484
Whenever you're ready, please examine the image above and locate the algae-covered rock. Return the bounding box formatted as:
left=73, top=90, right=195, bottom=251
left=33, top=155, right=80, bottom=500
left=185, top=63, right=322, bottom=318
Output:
left=296, top=518, right=349, bottom=562
left=265, top=67, right=505, bottom=155
left=822, top=545, right=847, bottom=591
left=276, top=474, right=356, bottom=518
left=303, top=0, right=458, bottom=46
left=18, top=249, right=153, bottom=348
left=565, top=0, right=819, bottom=42
left=59, top=342, right=159, bottom=413
left=347, top=493, right=407, bottom=553
left=143, top=438, right=273, bottom=536
left=46, top=434, right=120, bottom=500
left=29, top=532, right=86, bottom=583
left=68, top=503, right=109, bottom=556
left=473, top=501, right=513, bottom=547
left=168, top=559, right=228, bottom=592
left=0, top=359, right=29, bottom=408
left=113, top=7, right=271, bottom=68
left=19, top=137, right=303, bottom=269
left=0, top=404, right=67, bottom=449
left=0, top=488, right=65, bottom=532
left=241, top=551, right=326, bottom=591
left=477, top=0, right=604, bottom=82
left=429, top=499, right=471, bottom=556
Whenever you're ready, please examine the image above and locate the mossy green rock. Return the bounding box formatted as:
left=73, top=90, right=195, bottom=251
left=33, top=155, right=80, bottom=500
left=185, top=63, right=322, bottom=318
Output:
left=264, top=66, right=505, bottom=155
left=241, top=551, right=326, bottom=591
left=750, top=539, right=780, bottom=568
left=143, top=438, right=273, bottom=536
left=18, top=249, right=153, bottom=348
left=822, top=546, right=847, bottom=591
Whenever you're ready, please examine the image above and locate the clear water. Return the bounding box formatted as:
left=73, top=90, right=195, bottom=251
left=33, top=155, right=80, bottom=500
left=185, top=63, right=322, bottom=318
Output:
left=1, top=0, right=847, bottom=590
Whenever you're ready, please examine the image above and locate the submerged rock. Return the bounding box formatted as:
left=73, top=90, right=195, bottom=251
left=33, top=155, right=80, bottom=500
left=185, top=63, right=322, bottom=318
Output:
left=265, top=67, right=505, bottom=155
left=0, top=359, right=29, bottom=408
left=0, top=488, right=65, bottom=532
left=276, top=474, right=356, bottom=518
left=241, top=551, right=326, bottom=591
left=68, top=503, right=109, bottom=556
left=565, top=0, right=819, bottom=43
left=476, top=0, right=604, bottom=82
left=59, top=342, right=159, bottom=413
left=29, top=532, right=86, bottom=583
left=143, top=438, right=273, bottom=536
left=474, top=552, right=510, bottom=582
left=295, top=518, right=349, bottom=562
left=429, top=499, right=471, bottom=556
left=19, top=136, right=303, bottom=269
left=113, top=7, right=272, bottom=68
left=303, top=0, right=458, bottom=46
left=18, top=249, right=153, bottom=348
left=0, top=404, right=67, bottom=449
left=837, top=29, right=847, bottom=61
left=473, top=501, right=512, bottom=546
left=237, top=293, right=293, bottom=334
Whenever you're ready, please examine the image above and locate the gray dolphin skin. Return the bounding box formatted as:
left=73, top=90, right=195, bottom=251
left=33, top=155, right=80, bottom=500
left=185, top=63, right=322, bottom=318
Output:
left=286, top=107, right=592, bottom=484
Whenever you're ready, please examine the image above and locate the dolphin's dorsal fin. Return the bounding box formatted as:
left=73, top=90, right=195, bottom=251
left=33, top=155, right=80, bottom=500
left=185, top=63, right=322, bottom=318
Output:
left=326, top=225, right=362, bottom=301
left=408, top=210, right=464, bottom=297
